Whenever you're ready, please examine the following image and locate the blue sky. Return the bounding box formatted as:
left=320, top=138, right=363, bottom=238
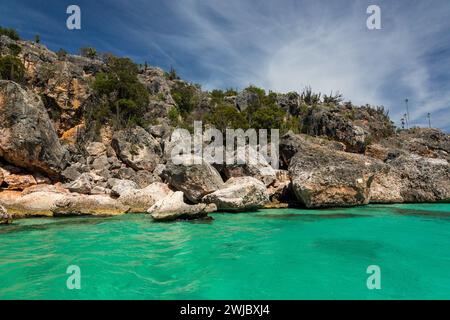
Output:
left=1, top=0, right=450, bottom=131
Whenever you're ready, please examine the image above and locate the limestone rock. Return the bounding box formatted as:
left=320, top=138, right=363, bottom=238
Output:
left=162, top=155, right=224, bottom=203
left=108, top=179, right=139, bottom=197
left=0, top=81, right=67, bottom=177
left=288, top=138, right=377, bottom=208
left=203, top=176, right=269, bottom=211
left=118, top=182, right=173, bottom=213
left=112, top=126, right=162, bottom=172
left=4, top=173, right=37, bottom=190
left=148, top=191, right=216, bottom=221
left=53, top=194, right=129, bottom=216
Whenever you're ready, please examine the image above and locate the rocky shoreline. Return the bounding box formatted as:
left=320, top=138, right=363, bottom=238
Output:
left=0, top=35, right=449, bottom=224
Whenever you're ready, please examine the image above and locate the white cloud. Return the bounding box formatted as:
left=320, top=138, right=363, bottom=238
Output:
left=159, top=0, right=450, bottom=130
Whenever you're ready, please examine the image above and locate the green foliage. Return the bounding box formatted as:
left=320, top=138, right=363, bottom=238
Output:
left=224, top=88, right=237, bottom=96
left=92, top=55, right=149, bottom=127
left=0, top=55, right=25, bottom=83
left=80, top=47, right=97, bottom=59
left=204, top=104, right=249, bottom=132
left=7, top=43, right=21, bottom=56
left=34, top=34, right=40, bottom=44
left=0, top=26, right=20, bottom=40
left=168, top=106, right=181, bottom=126
left=323, top=91, right=343, bottom=105
left=210, top=89, right=225, bottom=104
left=170, top=82, right=199, bottom=115
left=245, top=85, right=265, bottom=100
left=301, top=86, right=321, bottom=106
left=249, top=104, right=285, bottom=130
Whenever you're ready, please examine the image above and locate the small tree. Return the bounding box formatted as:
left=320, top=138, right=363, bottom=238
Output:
left=34, top=34, right=40, bottom=44
left=0, top=55, right=25, bottom=83
left=0, top=26, right=20, bottom=40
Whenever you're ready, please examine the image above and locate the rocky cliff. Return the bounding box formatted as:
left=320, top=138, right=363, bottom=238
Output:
left=0, top=35, right=448, bottom=222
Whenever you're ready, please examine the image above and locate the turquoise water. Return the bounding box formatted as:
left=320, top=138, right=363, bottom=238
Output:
left=0, top=203, right=449, bottom=300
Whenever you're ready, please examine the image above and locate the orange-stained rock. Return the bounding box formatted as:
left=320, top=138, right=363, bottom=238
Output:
left=4, top=174, right=37, bottom=190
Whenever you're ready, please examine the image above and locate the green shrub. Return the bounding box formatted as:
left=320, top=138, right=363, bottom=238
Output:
left=301, top=86, right=321, bottom=106
left=7, top=43, right=21, bottom=56
left=0, top=55, right=25, bottom=83
left=168, top=106, right=181, bottom=125
left=0, top=26, right=20, bottom=40
left=224, top=88, right=237, bottom=96
left=92, top=55, right=149, bottom=127
left=250, top=104, right=286, bottom=130
left=204, top=104, right=249, bottom=132
left=34, top=34, right=40, bottom=44
left=323, top=91, right=343, bottom=105
left=170, top=82, right=199, bottom=115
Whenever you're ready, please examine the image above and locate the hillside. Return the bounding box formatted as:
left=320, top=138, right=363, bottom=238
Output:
left=0, top=33, right=449, bottom=223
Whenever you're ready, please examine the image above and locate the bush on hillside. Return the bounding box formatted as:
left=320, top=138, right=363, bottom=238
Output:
left=92, top=55, right=149, bottom=127
left=0, top=55, right=25, bottom=83
left=0, top=26, right=20, bottom=40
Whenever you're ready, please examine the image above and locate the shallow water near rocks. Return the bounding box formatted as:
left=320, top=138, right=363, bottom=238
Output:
left=0, top=203, right=449, bottom=299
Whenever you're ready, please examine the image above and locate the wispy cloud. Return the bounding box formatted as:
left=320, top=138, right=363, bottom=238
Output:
left=1, top=0, right=450, bottom=130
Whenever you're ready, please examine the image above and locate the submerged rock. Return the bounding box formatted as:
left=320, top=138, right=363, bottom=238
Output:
left=148, top=191, right=216, bottom=221
left=203, top=176, right=269, bottom=211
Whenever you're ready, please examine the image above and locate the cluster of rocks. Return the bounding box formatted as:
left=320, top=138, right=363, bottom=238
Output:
left=0, top=37, right=449, bottom=224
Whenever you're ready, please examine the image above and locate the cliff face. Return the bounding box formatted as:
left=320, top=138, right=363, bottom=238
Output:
left=0, top=36, right=448, bottom=220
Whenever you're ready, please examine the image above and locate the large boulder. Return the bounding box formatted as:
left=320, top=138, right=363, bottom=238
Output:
left=108, top=178, right=139, bottom=197
left=380, top=155, right=449, bottom=203
left=111, top=126, right=162, bottom=172
left=148, top=191, right=216, bottom=221
left=203, top=176, right=269, bottom=211
left=162, top=155, right=224, bottom=203
left=118, top=182, right=173, bottom=213
left=6, top=191, right=67, bottom=217
left=53, top=194, right=129, bottom=216
left=64, top=172, right=102, bottom=194
left=288, top=137, right=377, bottom=208
left=0, top=80, right=67, bottom=178
left=217, top=146, right=277, bottom=187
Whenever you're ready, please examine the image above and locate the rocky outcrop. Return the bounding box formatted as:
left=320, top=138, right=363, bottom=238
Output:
left=148, top=191, right=217, bottom=221
left=0, top=203, right=12, bottom=224
left=203, top=176, right=269, bottom=211
left=374, top=155, right=449, bottom=203
left=6, top=191, right=67, bottom=217
left=302, top=104, right=394, bottom=153
left=112, top=126, right=162, bottom=172
left=0, top=80, right=67, bottom=178
left=118, top=182, right=173, bottom=213
left=288, top=138, right=377, bottom=208
left=53, top=194, right=129, bottom=216
left=162, top=155, right=224, bottom=203
left=217, top=146, right=277, bottom=187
